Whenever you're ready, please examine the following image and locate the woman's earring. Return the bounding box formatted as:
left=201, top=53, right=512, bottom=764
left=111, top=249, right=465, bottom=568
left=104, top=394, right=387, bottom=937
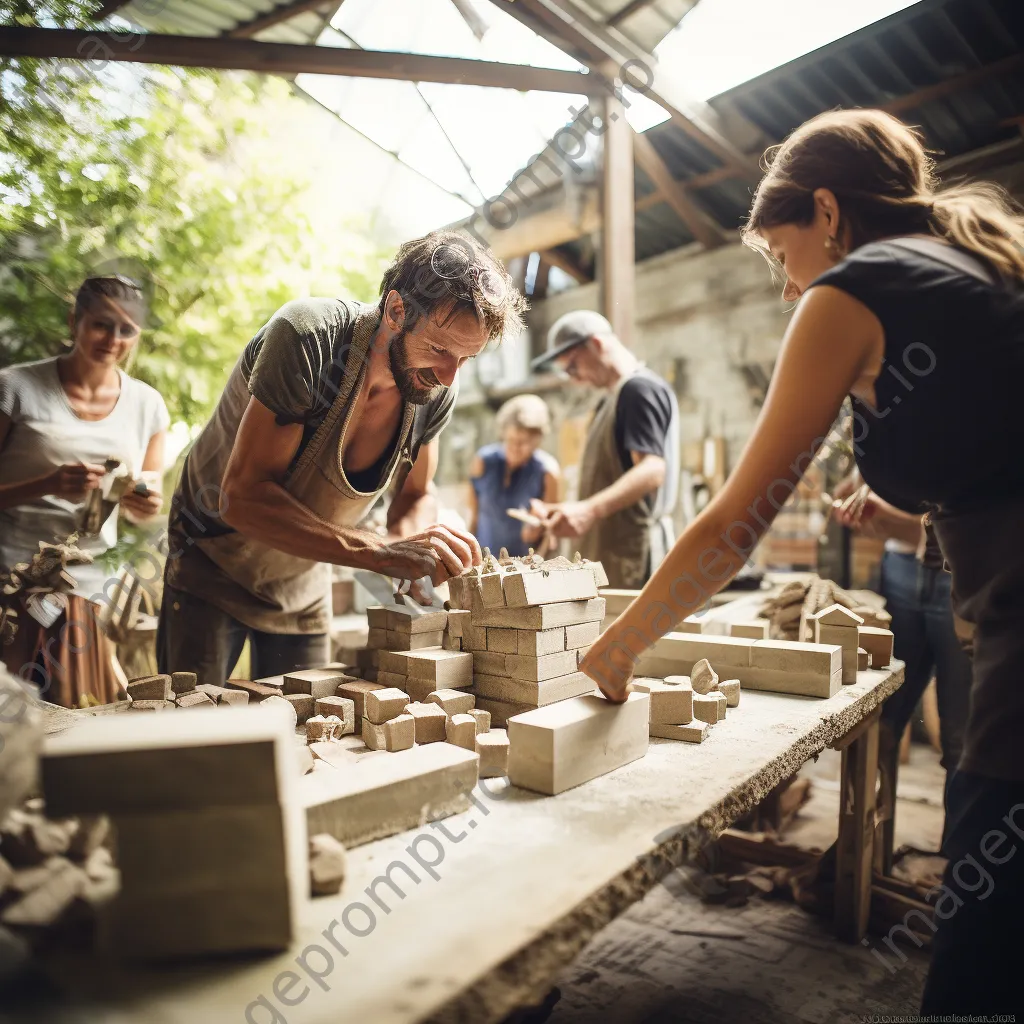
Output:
left=824, top=235, right=845, bottom=260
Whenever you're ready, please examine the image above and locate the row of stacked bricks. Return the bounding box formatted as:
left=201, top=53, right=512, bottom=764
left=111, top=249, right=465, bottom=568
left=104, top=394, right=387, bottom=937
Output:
left=447, top=551, right=610, bottom=727
left=355, top=603, right=508, bottom=776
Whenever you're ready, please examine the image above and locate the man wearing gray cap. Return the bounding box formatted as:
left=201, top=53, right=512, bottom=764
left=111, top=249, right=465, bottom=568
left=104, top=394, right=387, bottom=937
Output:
left=530, top=310, right=680, bottom=588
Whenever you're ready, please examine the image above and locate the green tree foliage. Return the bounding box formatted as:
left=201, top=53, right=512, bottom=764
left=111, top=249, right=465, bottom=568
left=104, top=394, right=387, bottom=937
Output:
left=1, top=13, right=389, bottom=426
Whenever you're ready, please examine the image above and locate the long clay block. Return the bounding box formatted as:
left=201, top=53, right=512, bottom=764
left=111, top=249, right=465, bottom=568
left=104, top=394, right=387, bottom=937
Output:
left=364, top=687, right=410, bottom=725
left=858, top=626, right=894, bottom=668
left=367, top=627, right=389, bottom=649
left=126, top=675, right=171, bottom=701
left=504, top=650, right=578, bottom=682
left=676, top=616, right=705, bottom=634
left=284, top=693, right=315, bottom=725
left=283, top=668, right=352, bottom=698
left=302, top=742, right=479, bottom=848
left=446, top=713, right=478, bottom=750
left=476, top=728, right=509, bottom=778
left=128, top=699, right=174, bottom=712
left=730, top=620, right=770, bottom=640
left=386, top=607, right=448, bottom=635
left=404, top=650, right=473, bottom=688
left=651, top=720, right=708, bottom=743
left=750, top=639, right=840, bottom=678
left=226, top=679, right=282, bottom=703
left=471, top=598, right=606, bottom=631
left=473, top=651, right=510, bottom=677
left=473, top=670, right=594, bottom=707
left=386, top=630, right=444, bottom=651
left=645, top=679, right=694, bottom=725
left=507, top=692, right=650, bottom=796
left=517, top=627, right=565, bottom=657
left=376, top=670, right=409, bottom=690
left=814, top=622, right=858, bottom=649
left=446, top=609, right=471, bottom=637
left=487, top=627, right=520, bottom=654
left=635, top=634, right=752, bottom=678
left=428, top=689, right=476, bottom=716
left=692, top=694, right=720, bottom=725
left=366, top=607, right=391, bottom=629
left=741, top=666, right=842, bottom=699
left=378, top=650, right=412, bottom=674
left=473, top=696, right=534, bottom=728
left=405, top=677, right=439, bottom=702
left=335, top=680, right=386, bottom=720
left=502, top=568, right=598, bottom=608
left=406, top=702, right=448, bottom=743
left=718, top=679, right=741, bottom=707
left=564, top=620, right=600, bottom=650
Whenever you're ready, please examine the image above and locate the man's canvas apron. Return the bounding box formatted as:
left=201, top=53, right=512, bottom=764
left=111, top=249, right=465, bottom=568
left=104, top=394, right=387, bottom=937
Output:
left=193, top=309, right=415, bottom=634
left=577, top=368, right=677, bottom=589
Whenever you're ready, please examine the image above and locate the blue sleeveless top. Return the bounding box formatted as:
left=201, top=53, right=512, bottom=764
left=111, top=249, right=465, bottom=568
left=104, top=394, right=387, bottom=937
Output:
left=471, top=442, right=551, bottom=557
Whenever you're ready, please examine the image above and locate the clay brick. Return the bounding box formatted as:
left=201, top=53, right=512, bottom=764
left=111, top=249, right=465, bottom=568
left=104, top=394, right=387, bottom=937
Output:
left=814, top=622, right=858, bottom=649
left=473, top=651, right=509, bottom=676
left=171, top=672, right=197, bottom=695
left=314, top=696, right=356, bottom=736
left=376, top=670, right=408, bottom=691
left=718, top=679, right=740, bottom=707
left=564, top=620, right=600, bottom=650
left=842, top=648, right=859, bottom=684
left=284, top=668, right=352, bottom=699
left=471, top=598, right=606, bottom=631
left=367, top=627, right=389, bottom=649
left=387, top=607, right=448, bottom=635
left=650, top=720, right=708, bottom=743
left=507, top=693, right=650, bottom=795
left=473, top=696, right=533, bottom=728
left=504, top=650, right=578, bottom=682
left=384, top=714, right=415, bottom=751
left=378, top=650, right=411, bottom=674
left=306, top=715, right=330, bottom=743
left=858, top=626, right=894, bottom=668
left=858, top=647, right=869, bottom=671
left=462, top=625, right=488, bottom=651
left=476, top=729, right=509, bottom=778
left=474, top=671, right=595, bottom=707
left=468, top=708, right=491, bottom=734
left=502, top=568, right=598, bottom=608
left=442, top=633, right=462, bottom=651
left=128, top=699, right=173, bottom=712
left=127, top=675, right=171, bottom=701
left=445, top=713, right=477, bottom=750
left=750, top=640, right=840, bottom=677
left=405, top=677, right=438, bottom=702
left=175, top=691, right=216, bottom=709
left=354, top=648, right=380, bottom=670
left=645, top=679, right=694, bottom=725
left=730, top=620, right=770, bottom=640
left=366, top=607, right=391, bottom=630
left=487, top=627, right=519, bottom=654
left=710, top=692, right=727, bottom=717
left=225, top=679, right=282, bottom=703
left=809, top=603, right=864, bottom=627
left=404, top=649, right=473, bottom=688
left=636, top=634, right=752, bottom=678
left=427, top=689, right=476, bottom=716
left=406, top=702, right=448, bottom=743
left=284, top=693, right=315, bottom=725
left=446, top=609, right=471, bottom=638
left=309, top=833, right=346, bottom=896
left=386, top=629, right=443, bottom=651
left=692, top=694, right=720, bottom=725
left=515, top=626, right=564, bottom=658
left=335, top=681, right=385, bottom=720
left=364, top=687, right=410, bottom=725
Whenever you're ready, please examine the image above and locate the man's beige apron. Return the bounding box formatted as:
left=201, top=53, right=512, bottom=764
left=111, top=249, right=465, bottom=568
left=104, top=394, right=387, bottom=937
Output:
left=577, top=369, right=675, bottom=589
left=191, top=309, right=415, bottom=634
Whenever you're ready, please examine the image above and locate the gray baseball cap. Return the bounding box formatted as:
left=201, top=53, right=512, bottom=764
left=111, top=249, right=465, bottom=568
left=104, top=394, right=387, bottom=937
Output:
left=532, top=309, right=614, bottom=371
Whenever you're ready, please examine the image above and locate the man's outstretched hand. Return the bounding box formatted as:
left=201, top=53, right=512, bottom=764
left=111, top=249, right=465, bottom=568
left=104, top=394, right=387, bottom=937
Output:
left=372, top=524, right=482, bottom=585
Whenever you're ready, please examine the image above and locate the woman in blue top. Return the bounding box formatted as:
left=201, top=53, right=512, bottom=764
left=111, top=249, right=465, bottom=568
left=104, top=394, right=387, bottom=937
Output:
left=468, top=394, right=559, bottom=557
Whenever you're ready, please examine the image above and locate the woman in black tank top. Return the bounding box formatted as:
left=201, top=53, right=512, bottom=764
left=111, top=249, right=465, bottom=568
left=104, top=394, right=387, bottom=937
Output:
left=579, top=109, right=1024, bottom=1015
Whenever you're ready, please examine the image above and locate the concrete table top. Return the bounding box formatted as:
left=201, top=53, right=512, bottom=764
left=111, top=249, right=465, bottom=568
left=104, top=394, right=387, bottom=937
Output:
left=37, top=664, right=903, bottom=1024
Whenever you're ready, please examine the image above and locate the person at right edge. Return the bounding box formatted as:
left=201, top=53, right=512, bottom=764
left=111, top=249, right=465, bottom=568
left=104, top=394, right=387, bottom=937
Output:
left=530, top=310, right=680, bottom=588
left=580, top=109, right=1024, bottom=1016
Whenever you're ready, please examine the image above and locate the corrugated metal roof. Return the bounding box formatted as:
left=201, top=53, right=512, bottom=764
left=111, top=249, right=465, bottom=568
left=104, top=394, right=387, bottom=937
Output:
left=548, top=0, right=1024, bottom=275
left=117, top=0, right=340, bottom=44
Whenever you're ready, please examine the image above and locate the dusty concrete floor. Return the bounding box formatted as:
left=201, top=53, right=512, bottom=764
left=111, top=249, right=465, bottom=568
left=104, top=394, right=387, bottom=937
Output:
left=541, top=744, right=944, bottom=1024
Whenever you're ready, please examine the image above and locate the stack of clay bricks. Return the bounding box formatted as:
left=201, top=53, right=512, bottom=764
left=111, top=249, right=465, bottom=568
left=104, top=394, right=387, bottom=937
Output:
left=352, top=682, right=509, bottom=778
left=126, top=671, right=249, bottom=711
left=633, top=657, right=741, bottom=744
left=447, top=552, right=608, bottom=727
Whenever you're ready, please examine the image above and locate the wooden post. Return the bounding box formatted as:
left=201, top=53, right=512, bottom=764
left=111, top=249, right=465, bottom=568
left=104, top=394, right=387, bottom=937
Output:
left=599, top=93, right=634, bottom=345
left=834, top=708, right=881, bottom=941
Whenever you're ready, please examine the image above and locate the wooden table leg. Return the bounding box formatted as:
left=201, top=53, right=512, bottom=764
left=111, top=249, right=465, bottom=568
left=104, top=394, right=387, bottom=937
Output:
left=833, top=709, right=880, bottom=942
left=873, top=722, right=898, bottom=876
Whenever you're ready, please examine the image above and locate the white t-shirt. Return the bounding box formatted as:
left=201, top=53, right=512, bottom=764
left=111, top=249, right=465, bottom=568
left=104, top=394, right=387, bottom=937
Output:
left=0, top=357, right=170, bottom=598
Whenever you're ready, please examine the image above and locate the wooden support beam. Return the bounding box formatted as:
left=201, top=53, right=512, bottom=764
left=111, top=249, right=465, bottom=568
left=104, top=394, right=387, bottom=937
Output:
left=227, top=0, right=338, bottom=39
left=606, top=0, right=660, bottom=27
left=599, top=92, right=635, bottom=344
left=881, top=51, right=1024, bottom=114
left=540, top=247, right=591, bottom=282
left=0, top=26, right=600, bottom=94
left=632, top=129, right=727, bottom=249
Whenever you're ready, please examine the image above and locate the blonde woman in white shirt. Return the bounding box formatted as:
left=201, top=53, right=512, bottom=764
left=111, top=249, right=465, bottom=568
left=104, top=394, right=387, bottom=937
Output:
left=0, top=276, right=169, bottom=706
